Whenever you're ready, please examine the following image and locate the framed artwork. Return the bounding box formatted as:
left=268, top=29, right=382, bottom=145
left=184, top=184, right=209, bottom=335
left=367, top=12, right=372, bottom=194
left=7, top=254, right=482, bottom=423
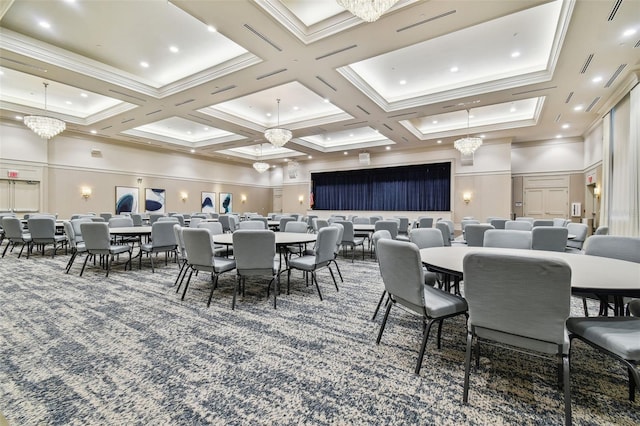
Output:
left=201, top=192, right=216, bottom=213
left=145, top=188, right=166, bottom=213
left=220, top=192, right=232, bottom=214
left=115, top=186, right=139, bottom=214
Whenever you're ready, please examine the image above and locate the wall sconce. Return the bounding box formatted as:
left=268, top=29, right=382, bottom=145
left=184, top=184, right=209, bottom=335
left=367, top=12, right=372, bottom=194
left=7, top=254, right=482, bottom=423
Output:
left=298, top=195, right=304, bottom=204
left=241, top=194, right=247, bottom=204
left=81, top=187, right=92, bottom=199
left=463, top=192, right=472, bottom=204
left=137, top=177, right=143, bottom=184
left=593, top=186, right=601, bottom=199
left=180, top=191, right=188, bottom=202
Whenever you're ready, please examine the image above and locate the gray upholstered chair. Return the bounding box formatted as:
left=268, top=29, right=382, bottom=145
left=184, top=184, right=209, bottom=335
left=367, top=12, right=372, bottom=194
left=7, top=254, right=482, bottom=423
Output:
left=505, top=220, right=532, bottom=231
left=108, top=216, right=137, bottom=245
left=483, top=229, right=531, bottom=249
left=70, top=217, right=92, bottom=243
left=197, top=221, right=228, bottom=256
left=594, top=226, right=609, bottom=235
left=335, top=220, right=365, bottom=262
left=465, top=224, right=495, bottom=247
left=63, top=221, right=86, bottom=273
left=180, top=228, right=236, bottom=307
left=489, top=218, right=507, bottom=229
left=553, top=218, right=570, bottom=227
left=218, top=214, right=232, bottom=233
left=565, top=223, right=588, bottom=253
left=287, top=226, right=339, bottom=301
left=462, top=252, right=572, bottom=425
left=173, top=224, right=188, bottom=288
left=148, top=213, right=164, bottom=224
left=2, top=217, right=32, bottom=258
left=375, top=239, right=468, bottom=375
left=374, top=220, right=399, bottom=240
left=533, top=219, right=554, bottom=227
left=188, top=217, right=203, bottom=228
left=439, top=219, right=455, bottom=241
left=395, top=216, right=410, bottom=236
left=279, top=216, right=296, bottom=232
left=418, top=217, right=434, bottom=229
left=461, top=219, right=480, bottom=235
left=435, top=221, right=453, bottom=247
left=567, top=299, right=640, bottom=402
left=157, top=216, right=179, bottom=224
left=232, top=230, right=278, bottom=309
left=239, top=220, right=265, bottom=230
left=27, top=216, right=66, bottom=257
left=250, top=216, right=269, bottom=229
left=515, top=217, right=535, bottom=223
left=139, top=221, right=178, bottom=272
left=99, top=212, right=113, bottom=222
left=79, top=222, right=132, bottom=277
left=531, top=226, right=568, bottom=252
left=284, top=221, right=307, bottom=233
left=371, top=230, right=393, bottom=320
left=409, top=228, right=443, bottom=287
left=131, top=213, right=143, bottom=227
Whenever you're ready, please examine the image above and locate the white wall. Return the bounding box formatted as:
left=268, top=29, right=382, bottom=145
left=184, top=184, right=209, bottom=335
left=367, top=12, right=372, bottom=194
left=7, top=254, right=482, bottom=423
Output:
left=511, top=138, right=584, bottom=174
left=583, top=122, right=603, bottom=169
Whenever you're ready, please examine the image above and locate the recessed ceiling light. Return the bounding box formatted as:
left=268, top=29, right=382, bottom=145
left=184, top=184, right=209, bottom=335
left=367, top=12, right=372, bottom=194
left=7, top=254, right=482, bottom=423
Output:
left=623, top=28, right=637, bottom=37
left=511, top=51, right=521, bottom=58
left=556, top=134, right=562, bottom=139
left=437, top=140, right=442, bottom=144
left=0, top=70, right=4, bottom=75
left=203, top=127, right=209, bottom=131
left=266, top=113, right=272, bottom=117
left=574, top=105, right=583, bottom=111
left=450, top=66, right=459, bottom=73
left=39, top=21, right=51, bottom=29
left=207, top=25, right=216, bottom=33
left=385, top=146, right=391, bottom=150
left=308, top=155, right=313, bottom=159
left=323, top=98, right=330, bottom=103
left=293, top=106, right=299, bottom=110
left=432, top=120, right=438, bottom=124
left=592, top=76, right=602, bottom=83
left=349, top=133, right=354, bottom=137
left=343, top=151, right=348, bottom=155
left=80, top=93, right=88, bottom=98
left=327, top=137, right=332, bottom=141
left=284, top=158, right=289, bottom=162
left=469, top=114, right=474, bottom=119
left=187, top=131, right=192, bottom=135
left=169, top=46, right=179, bottom=53
left=480, top=134, right=486, bottom=138
left=562, top=124, right=570, bottom=129
left=15, top=115, right=23, bottom=120
left=510, top=106, right=517, bottom=112
left=140, top=61, right=149, bottom=68
left=190, top=149, right=195, bottom=153
left=90, top=130, right=97, bottom=134
left=399, top=79, right=407, bottom=85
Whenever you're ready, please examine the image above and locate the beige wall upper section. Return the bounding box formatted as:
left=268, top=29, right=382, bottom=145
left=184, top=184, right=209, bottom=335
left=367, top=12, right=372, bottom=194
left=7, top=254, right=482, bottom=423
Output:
left=583, top=122, right=604, bottom=169
left=511, top=138, right=584, bottom=174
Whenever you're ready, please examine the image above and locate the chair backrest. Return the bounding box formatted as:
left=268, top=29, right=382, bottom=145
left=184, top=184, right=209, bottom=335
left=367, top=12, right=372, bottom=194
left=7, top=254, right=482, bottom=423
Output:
left=418, top=217, right=433, bottom=228
left=198, top=221, right=224, bottom=236
left=173, top=224, right=186, bottom=259
left=553, top=218, right=569, bottom=227
left=315, top=226, right=340, bottom=264
left=483, top=229, right=531, bottom=249
left=218, top=214, right=232, bottom=232
left=566, top=223, right=588, bottom=249
left=99, top=212, right=112, bottom=222
left=461, top=219, right=480, bottom=233
left=372, top=230, right=392, bottom=254
left=63, top=221, right=78, bottom=250
left=2, top=217, right=24, bottom=239
left=108, top=217, right=134, bottom=228
left=435, top=221, right=452, bottom=246
left=250, top=217, right=269, bottom=228
left=284, top=221, right=307, bottom=233
left=335, top=220, right=355, bottom=243
left=395, top=217, right=409, bottom=233
left=314, top=219, right=329, bottom=232
left=182, top=228, right=214, bottom=269
left=239, top=220, right=265, bottom=230
left=189, top=217, right=203, bottom=228
left=465, top=224, right=495, bottom=247
left=584, top=235, right=640, bottom=263
left=149, top=213, right=165, bottom=224
left=329, top=223, right=344, bottom=254
left=374, top=220, right=398, bottom=239
left=594, top=226, right=609, bottom=235
left=376, top=239, right=424, bottom=313
left=80, top=222, right=111, bottom=252
left=489, top=218, right=507, bottom=229
left=172, top=214, right=185, bottom=226
left=279, top=217, right=296, bottom=231
left=27, top=217, right=56, bottom=241
left=463, top=252, right=571, bottom=352
left=504, top=220, right=532, bottom=231
left=515, top=217, right=535, bottom=223
left=158, top=216, right=179, bottom=223
left=533, top=219, right=554, bottom=227
left=409, top=228, right=444, bottom=249
left=90, top=217, right=105, bottom=222
left=232, top=230, right=276, bottom=274
left=71, top=217, right=92, bottom=242
left=531, top=226, right=568, bottom=252
left=370, top=216, right=383, bottom=224
left=131, top=213, right=143, bottom=227
left=150, top=221, right=178, bottom=248
left=353, top=216, right=370, bottom=225
left=228, top=215, right=238, bottom=231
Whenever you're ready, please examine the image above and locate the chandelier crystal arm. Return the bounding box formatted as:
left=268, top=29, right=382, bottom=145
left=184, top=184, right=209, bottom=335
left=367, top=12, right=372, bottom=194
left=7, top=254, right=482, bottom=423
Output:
left=453, top=109, right=482, bottom=156
left=336, top=0, right=400, bottom=22
left=23, top=82, right=66, bottom=140
left=264, top=98, right=291, bottom=148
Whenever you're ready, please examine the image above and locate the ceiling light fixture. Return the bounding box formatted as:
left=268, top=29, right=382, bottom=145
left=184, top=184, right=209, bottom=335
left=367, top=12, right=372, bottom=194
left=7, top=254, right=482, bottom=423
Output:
left=454, top=109, right=482, bottom=156
left=264, top=98, right=292, bottom=148
left=336, top=0, right=399, bottom=22
left=253, top=144, right=270, bottom=173
left=23, top=82, right=66, bottom=140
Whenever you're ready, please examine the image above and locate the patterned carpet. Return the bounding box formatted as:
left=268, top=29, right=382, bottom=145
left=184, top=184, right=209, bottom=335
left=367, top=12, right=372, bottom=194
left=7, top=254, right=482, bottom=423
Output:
left=0, top=244, right=638, bottom=425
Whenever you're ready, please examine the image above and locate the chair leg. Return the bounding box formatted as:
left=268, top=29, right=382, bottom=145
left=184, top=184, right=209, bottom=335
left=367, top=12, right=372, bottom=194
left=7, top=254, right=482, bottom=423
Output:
left=232, top=275, right=239, bottom=310
left=312, top=272, right=323, bottom=301
left=562, top=353, right=571, bottom=426
left=436, top=319, right=444, bottom=349
left=328, top=266, right=338, bottom=291
left=371, top=291, right=387, bottom=321
left=415, top=318, right=436, bottom=375
left=79, top=253, right=91, bottom=276
left=105, top=254, right=111, bottom=277
left=174, top=260, right=187, bottom=287
left=463, top=331, right=474, bottom=404
left=207, top=274, right=218, bottom=307
left=332, top=258, right=344, bottom=282
left=629, top=365, right=639, bottom=402
left=376, top=301, right=393, bottom=344
left=181, top=269, right=194, bottom=301
left=2, top=241, right=10, bottom=257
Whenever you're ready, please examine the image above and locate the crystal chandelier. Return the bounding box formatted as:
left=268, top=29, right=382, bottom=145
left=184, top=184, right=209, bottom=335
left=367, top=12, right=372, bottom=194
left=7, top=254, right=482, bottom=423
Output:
left=454, top=109, right=482, bottom=156
left=252, top=144, right=270, bottom=173
left=264, top=98, right=291, bottom=148
left=336, top=0, right=400, bottom=22
left=23, top=82, right=66, bottom=139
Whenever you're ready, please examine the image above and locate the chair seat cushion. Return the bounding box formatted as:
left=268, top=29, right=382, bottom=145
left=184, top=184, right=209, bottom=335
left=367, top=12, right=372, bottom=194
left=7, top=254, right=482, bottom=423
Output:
left=213, top=257, right=236, bottom=273
left=109, top=244, right=131, bottom=255
left=396, top=235, right=410, bottom=242
left=288, top=255, right=316, bottom=271
left=423, top=285, right=468, bottom=318
left=567, top=317, right=640, bottom=360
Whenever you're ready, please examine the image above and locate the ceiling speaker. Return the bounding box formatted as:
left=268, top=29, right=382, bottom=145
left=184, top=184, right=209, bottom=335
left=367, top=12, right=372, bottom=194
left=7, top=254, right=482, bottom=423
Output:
left=359, top=152, right=370, bottom=165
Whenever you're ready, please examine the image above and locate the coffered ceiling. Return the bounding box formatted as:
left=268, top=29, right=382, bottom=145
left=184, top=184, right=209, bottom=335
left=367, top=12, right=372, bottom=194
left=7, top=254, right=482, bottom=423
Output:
left=1, top=0, right=639, bottom=167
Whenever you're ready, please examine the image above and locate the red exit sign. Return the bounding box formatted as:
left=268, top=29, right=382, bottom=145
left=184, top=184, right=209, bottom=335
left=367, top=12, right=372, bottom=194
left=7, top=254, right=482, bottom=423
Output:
left=7, top=170, right=19, bottom=178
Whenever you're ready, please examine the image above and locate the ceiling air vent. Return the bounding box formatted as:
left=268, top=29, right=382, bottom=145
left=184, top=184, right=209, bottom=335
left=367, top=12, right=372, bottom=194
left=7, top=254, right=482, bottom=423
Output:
left=585, top=97, right=601, bottom=112
left=555, top=114, right=562, bottom=123
left=175, top=99, right=194, bottom=107
left=316, top=76, right=337, bottom=91
left=608, top=0, right=623, bottom=21
left=100, top=125, right=112, bottom=131
left=383, top=124, right=393, bottom=131
left=256, top=68, right=287, bottom=80
left=512, top=86, right=557, bottom=96
left=121, top=118, right=134, bottom=124
left=343, top=121, right=367, bottom=127
left=605, top=64, right=627, bottom=88
left=315, top=45, right=357, bottom=60
left=397, top=10, right=456, bottom=33
left=243, top=24, right=282, bottom=51
left=565, top=92, right=574, bottom=103
left=635, top=39, right=640, bottom=48
left=108, top=89, right=146, bottom=102
left=580, top=54, right=594, bottom=74
left=359, top=153, right=370, bottom=165
left=357, top=105, right=370, bottom=115
left=211, top=85, right=236, bottom=95
left=146, top=109, right=162, bottom=116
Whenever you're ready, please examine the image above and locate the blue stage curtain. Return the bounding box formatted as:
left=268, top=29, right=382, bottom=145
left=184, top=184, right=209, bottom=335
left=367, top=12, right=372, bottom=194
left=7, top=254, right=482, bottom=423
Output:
left=312, top=162, right=450, bottom=211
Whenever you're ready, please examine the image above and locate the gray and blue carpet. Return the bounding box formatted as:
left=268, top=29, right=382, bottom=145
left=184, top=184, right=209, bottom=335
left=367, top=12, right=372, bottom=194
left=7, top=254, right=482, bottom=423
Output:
left=0, top=245, right=638, bottom=425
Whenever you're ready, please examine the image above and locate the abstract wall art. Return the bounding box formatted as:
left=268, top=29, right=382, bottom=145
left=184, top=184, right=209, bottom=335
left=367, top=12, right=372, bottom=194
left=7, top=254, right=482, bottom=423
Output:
left=220, top=192, right=232, bottom=214
left=201, top=192, right=216, bottom=213
left=115, top=186, right=139, bottom=214
left=145, top=188, right=166, bottom=213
